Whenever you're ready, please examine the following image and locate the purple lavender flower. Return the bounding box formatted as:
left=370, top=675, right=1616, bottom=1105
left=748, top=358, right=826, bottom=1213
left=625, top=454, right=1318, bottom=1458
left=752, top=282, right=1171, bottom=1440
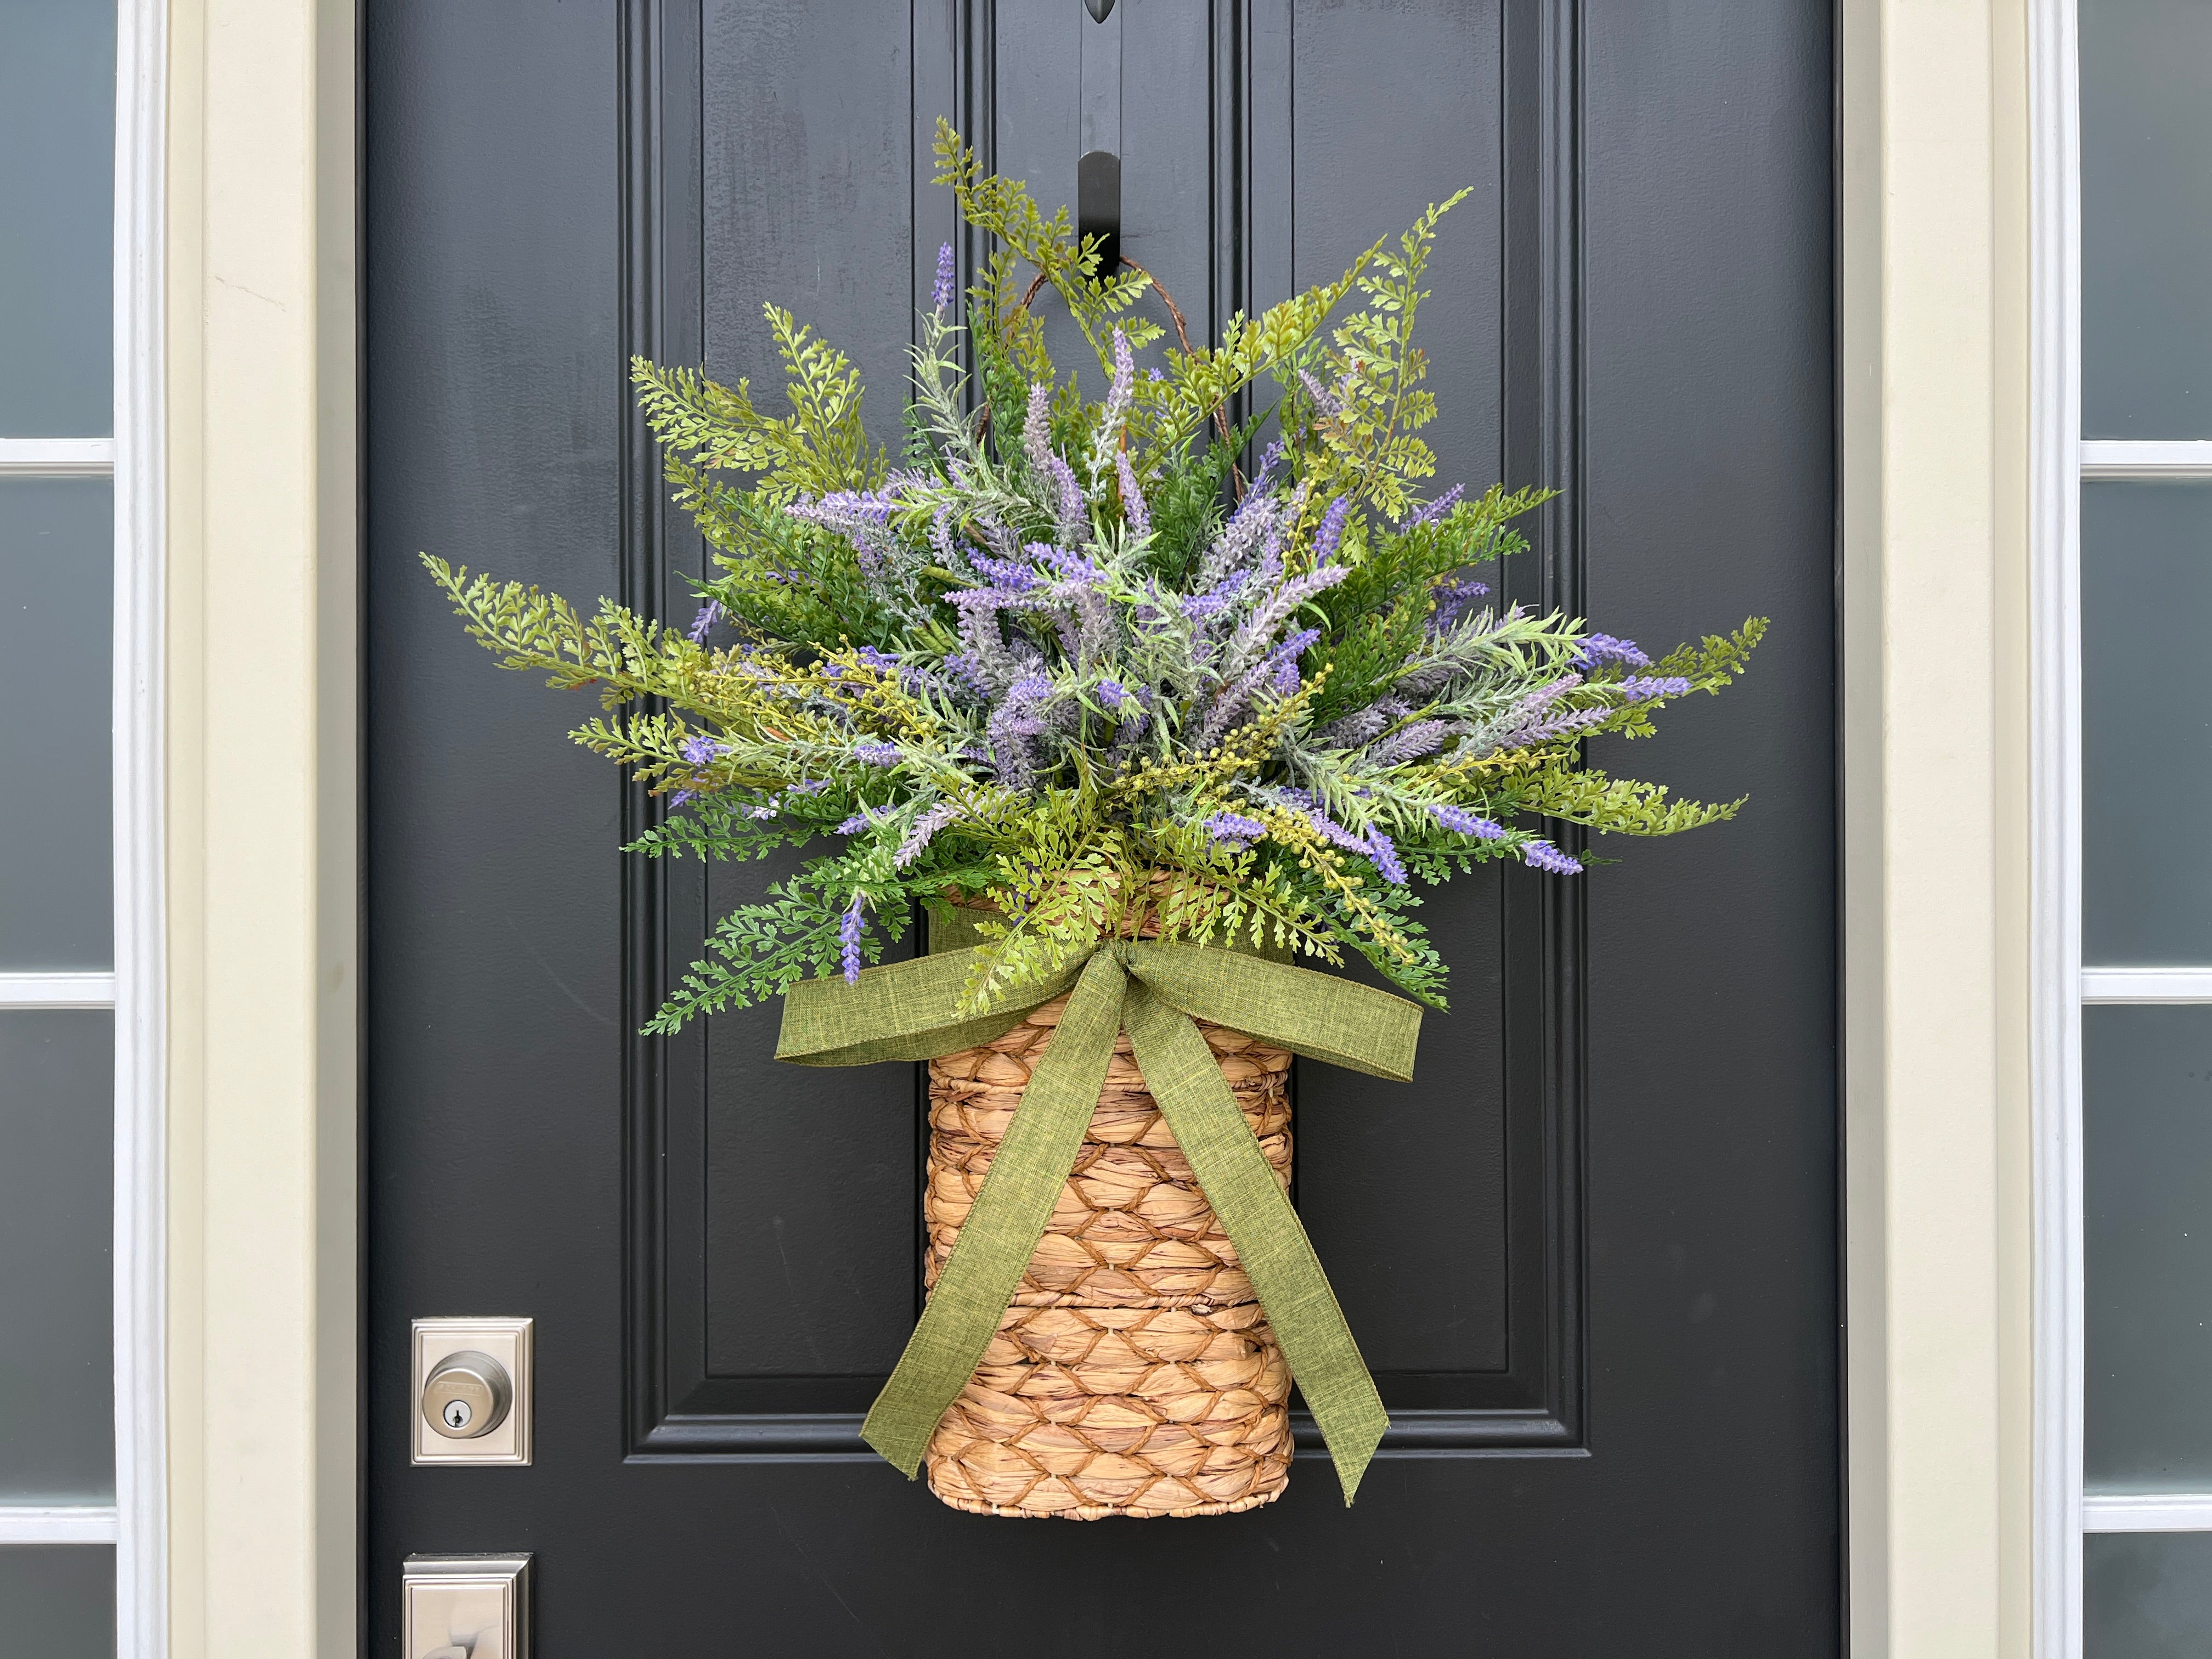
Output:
left=678, top=732, right=727, bottom=766
left=1031, top=543, right=1100, bottom=585
left=687, top=599, right=723, bottom=643
left=748, top=803, right=779, bottom=819
left=1183, top=568, right=1251, bottom=620
left=1313, top=700, right=1407, bottom=749
left=931, top=241, right=956, bottom=313
left=1115, top=448, right=1150, bottom=537
left=1519, top=839, right=1583, bottom=876
left=1365, top=826, right=1408, bottom=885
left=852, top=741, right=902, bottom=767
left=896, top=800, right=961, bottom=868
left=942, top=652, right=991, bottom=697
left=836, top=814, right=871, bottom=834
left=1312, top=496, right=1351, bottom=566
left=1224, top=564, right=1348, bottom=673
left=1429, top=803, right=1506, bottom=840
left=1047, top=454, right=1086, bottom=542
left=669, top=789, right=696, bottom=807
left=969, top=552, right=1041, bottom=591
left=1429, top=576, right=1490, bottom=633
left=1204, top=812, right=1267, bottom=844
left=1102, top=328, right=1135, bottom=434
left=840, top=891, right=867, bottom=984
left=1573, top=633, right=1651, bottom=670
left=1023, top=382, right=1049, bottom=456
left=1367, top=719, right=1454, bottom=765
left=1615, top=674, right=1692, bottom=702
left=786, top=486, right=905, bottom=577
left=1094, top=679, right=1147, bottom=731
left=928, top=506, right=970, bottom=575
left=1272, top=657, right=1302, bottom=695
left=1297, top=368, right=1346, bottom=419
left=986, top=673, right=1061, bottom=794
left=1403, top=483, right=1465, bottom=528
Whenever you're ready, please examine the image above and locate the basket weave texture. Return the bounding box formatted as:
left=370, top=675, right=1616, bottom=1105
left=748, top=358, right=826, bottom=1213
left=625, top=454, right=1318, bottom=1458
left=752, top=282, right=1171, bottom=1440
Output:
left=922, top=994, right=1295, bottom=1518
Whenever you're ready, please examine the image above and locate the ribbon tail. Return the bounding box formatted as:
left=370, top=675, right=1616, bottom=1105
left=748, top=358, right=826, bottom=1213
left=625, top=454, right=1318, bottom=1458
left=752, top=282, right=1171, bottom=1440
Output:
left=1120, top=979, right=1390, bottom=1505
left=860, top=949, right=1130, bottom=1476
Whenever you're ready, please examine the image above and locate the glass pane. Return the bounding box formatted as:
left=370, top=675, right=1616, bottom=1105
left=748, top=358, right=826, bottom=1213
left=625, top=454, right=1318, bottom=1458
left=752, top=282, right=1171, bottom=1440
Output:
left=0, top=1547, right=112, bottom=1659
left=0, top=478, right=112, bottom=970
left=0, top=1013, right=112, bottom=1502
left=2083, top=482, right=2212, bottom=963
left=2082, top=0, right=2212, bottom=437
left=2088, top=1533, right=2212, bottom=1657
left=0, top=0, right=115, bottom=437
left=2086, top=1005, right=2212, bottom=1490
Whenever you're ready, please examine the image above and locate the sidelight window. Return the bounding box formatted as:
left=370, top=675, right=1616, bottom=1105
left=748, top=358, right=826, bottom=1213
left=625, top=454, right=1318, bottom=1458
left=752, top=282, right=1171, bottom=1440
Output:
left=2051, top=0, right=2212, bottom=1652
left=0, top=2, right=162, bottom=1655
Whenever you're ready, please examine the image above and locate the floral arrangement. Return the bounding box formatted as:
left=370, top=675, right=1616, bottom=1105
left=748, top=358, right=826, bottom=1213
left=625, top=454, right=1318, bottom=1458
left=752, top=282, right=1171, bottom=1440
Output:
left=426, top=123, right=1762, bottom=1031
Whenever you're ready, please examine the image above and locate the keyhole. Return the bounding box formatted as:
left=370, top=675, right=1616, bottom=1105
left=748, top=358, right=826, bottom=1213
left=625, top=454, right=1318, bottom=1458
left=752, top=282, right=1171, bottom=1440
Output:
left=444, top=1399, right=471, bottom=1430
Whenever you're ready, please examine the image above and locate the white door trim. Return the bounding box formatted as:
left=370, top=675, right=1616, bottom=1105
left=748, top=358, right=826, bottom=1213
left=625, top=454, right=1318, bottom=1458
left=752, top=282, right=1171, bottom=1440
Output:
left=2029, top=0, right=2085, bottom=1654
left=114, top=0, right=168, bottom=1654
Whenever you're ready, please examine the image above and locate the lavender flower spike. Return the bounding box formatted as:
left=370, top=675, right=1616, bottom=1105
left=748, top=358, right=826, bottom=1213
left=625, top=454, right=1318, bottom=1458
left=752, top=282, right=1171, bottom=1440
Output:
left=1102, top=328, right=1136, bottom=436
left=931, top=241, right=956, bottom=313
left=1404, top=483, right=1465, bottom=528
left=1519, top=839, right=1584, bottom=876
left=895, top=800, right=961, bottom=868
left=851, top=741, right=903, bottom=767
left=1203, top=812, right=1267, bottom=845
left=1115, top=448, right=1150, bottom=538
left=1573, top=633, right=1651, bottom=670
left=1430, top=803, right=1506, bottom=840
left=1365, top=826, right=1408, bottom=885
left=1367, top=719, right=1453, bottom=766
left=1022, top=382, right=1054, bottom=478
left=1616, top=674, right=1693, bottom=703
left=840, top=891, right=867, bottom=984
left=1312, top=496, right=1352, bottom=566
left=687, top=599, right=723, bottom=642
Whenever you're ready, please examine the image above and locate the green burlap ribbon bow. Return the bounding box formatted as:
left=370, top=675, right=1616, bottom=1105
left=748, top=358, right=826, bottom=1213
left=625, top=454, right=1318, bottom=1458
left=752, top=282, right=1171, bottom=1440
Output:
left=775, top=915, right=1423, bottom=1504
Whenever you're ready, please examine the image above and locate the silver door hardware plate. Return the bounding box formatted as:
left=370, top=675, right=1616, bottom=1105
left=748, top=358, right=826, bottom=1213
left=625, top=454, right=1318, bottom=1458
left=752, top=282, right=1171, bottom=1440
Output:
left=403, top=1554, right=531, bottom=1659
left=411, top=1318, right=532, bottom=1465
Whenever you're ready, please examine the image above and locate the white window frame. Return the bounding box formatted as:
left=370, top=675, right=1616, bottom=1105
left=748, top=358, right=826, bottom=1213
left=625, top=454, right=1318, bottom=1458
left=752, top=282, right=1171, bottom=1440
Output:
left=2033, top=1, right=2212, bottom=1651
left=0, top=3, right=167, bottom=1654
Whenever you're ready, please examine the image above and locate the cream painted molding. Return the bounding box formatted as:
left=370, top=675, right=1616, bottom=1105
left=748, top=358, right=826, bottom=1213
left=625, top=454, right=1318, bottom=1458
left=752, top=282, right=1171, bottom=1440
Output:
left=165, top=1, right=358, bottom=1657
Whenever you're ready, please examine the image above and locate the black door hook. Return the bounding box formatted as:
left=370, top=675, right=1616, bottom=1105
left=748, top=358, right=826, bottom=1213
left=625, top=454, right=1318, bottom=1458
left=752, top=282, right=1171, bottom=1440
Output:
left=1077, top=150, right=1121, bottom=278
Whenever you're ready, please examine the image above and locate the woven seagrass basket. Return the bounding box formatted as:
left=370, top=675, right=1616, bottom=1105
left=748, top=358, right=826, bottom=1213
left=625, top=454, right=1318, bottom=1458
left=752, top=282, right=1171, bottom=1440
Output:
left=922, top=994, right=1295, bottom=1519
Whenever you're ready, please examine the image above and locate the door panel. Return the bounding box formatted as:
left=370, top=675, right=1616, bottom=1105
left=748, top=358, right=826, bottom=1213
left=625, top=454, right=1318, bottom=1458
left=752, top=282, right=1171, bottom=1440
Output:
left=366, top=3, right=1836, bottom=1651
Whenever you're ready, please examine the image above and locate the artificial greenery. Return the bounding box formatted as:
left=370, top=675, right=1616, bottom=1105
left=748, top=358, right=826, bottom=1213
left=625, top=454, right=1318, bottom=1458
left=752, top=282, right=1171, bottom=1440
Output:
left=426, top=121, right=1763, bottom=1029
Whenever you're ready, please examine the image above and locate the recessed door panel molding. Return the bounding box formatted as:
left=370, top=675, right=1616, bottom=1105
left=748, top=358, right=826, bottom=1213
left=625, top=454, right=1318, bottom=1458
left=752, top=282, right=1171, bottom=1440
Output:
left=614, top=0, right=1588, bottom=1461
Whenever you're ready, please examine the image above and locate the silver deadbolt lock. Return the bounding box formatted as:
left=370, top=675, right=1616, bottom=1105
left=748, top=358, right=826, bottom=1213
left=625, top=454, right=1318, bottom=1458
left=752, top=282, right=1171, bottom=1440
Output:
left=411, top=1317, right=532, bottom=1465
left=422, top=1351, right=513, bottom=1440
